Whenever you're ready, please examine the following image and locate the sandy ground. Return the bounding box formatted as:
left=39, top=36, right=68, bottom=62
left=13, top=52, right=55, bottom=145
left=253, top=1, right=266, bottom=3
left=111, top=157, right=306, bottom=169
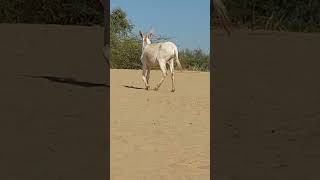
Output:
left=110, top=69, right=210, bottom=180
left=213, top=29, right=320, bottom=180
left=0, top=24, right=107, bottom=180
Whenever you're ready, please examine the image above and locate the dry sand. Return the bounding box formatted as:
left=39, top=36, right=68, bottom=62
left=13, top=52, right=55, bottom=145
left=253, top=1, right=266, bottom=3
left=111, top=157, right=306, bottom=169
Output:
left=213, top=29, right=320, bottom=180
left=1, top=24, right=107, bottom=180
left=110, top=69, right=210, bottom=180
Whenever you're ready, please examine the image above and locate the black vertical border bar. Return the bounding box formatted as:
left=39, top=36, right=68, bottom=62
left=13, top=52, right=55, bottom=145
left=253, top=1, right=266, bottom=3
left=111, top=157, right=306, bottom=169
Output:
left=210, top=0, right=214, bottom=179
left=209, top=0, right=217, bottom=179
left=101, top=0, right=110, bottom=179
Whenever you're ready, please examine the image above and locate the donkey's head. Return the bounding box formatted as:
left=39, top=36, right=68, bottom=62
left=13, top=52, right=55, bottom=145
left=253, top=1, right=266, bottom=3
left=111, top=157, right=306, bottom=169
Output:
left=139, top=30, right=153, bottom=49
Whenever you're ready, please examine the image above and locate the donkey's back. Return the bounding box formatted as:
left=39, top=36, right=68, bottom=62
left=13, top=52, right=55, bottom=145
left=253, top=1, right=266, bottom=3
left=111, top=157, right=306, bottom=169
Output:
left=142, top=42, right=178, bottom=66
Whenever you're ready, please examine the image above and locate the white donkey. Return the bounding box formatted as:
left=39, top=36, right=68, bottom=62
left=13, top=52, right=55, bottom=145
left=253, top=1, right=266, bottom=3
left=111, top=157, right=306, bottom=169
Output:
left=139, top=30, right=182, bottom=92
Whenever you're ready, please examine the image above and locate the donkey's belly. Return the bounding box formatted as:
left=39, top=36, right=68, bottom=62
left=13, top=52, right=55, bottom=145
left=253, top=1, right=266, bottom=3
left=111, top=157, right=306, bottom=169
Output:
left=145, top=58, right=159, bottom=67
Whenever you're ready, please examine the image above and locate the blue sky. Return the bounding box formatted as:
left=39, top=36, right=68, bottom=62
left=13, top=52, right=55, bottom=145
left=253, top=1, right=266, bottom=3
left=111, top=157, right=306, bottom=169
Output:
left=110, top=0, right=210, bottom=54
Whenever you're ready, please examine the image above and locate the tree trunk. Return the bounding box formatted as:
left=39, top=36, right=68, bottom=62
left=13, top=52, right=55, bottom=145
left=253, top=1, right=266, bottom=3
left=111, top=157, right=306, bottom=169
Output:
left=212, top=0, right=232, bottom=35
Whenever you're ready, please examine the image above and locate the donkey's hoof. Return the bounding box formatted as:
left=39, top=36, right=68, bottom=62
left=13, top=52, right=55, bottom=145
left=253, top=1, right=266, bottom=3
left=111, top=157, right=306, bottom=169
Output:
left=154, top=87, right=159, bottom=91
left=145, top=86, right=150, bottom=90
left=171, top=89, right=175, bottom=92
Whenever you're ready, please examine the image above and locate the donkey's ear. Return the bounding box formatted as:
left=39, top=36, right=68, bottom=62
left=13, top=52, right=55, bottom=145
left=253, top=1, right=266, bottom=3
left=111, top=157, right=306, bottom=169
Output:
left=148, top=33, right=153, bottom=39
left=139, top=30, right=144, bottom=37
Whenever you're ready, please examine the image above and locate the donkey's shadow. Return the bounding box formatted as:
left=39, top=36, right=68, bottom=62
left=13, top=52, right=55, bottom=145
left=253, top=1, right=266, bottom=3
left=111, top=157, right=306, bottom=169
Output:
left=122, top=85, right=144, bottom=90
left=23, top=75, right=109, bottom=88
left=123, top=85, right=161, bottom=91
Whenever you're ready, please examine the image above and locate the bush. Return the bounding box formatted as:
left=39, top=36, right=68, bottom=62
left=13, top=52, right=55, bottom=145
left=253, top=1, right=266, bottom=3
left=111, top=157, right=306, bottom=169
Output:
left=179, top=49, right=209, bottom=71
left=110, top=34, right=210, bottom=71
left=212, top=0, right=320, bottom=32
left=0, top=0, right=104, bottom=25
left=110, top=33, right=142, bottom=69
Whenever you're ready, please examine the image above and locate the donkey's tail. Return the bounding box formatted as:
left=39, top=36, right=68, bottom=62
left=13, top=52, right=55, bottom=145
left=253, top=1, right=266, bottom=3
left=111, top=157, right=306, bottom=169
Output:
left=174, top=49, right=182, bottom=71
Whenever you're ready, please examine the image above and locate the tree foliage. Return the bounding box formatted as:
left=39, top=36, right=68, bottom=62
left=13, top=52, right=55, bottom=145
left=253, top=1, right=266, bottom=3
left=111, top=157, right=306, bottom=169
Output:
left=2, top=0, right=319, bottom=32
left=0, top=0, right=104, bottom=25
left=110, top=8, right=141, bottom=69
left=212, top=0, right=320, bottom=32
left=110, top=8, right=133, bottom=35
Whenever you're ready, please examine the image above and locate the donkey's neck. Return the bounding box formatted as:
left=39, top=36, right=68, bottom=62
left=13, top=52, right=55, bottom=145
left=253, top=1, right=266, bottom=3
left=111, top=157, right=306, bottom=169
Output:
left=142, top=42, right=151, bottom=51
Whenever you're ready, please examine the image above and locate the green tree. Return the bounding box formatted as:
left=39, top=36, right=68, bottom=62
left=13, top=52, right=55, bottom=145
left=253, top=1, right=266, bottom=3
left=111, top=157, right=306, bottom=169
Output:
left=110, top=7, right=141, bottom=69
left=110, top=7, right=133, bottom=36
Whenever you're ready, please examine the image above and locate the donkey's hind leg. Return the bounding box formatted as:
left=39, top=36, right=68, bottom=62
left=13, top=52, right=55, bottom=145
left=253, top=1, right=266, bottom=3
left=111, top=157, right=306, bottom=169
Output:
left=169, top=59, right=175, bottom=92
left=142, top=66, right=149, bottom=90
left=146, top=66, right=151, bottom=85
left=154, top=61, right=167, bottom=91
